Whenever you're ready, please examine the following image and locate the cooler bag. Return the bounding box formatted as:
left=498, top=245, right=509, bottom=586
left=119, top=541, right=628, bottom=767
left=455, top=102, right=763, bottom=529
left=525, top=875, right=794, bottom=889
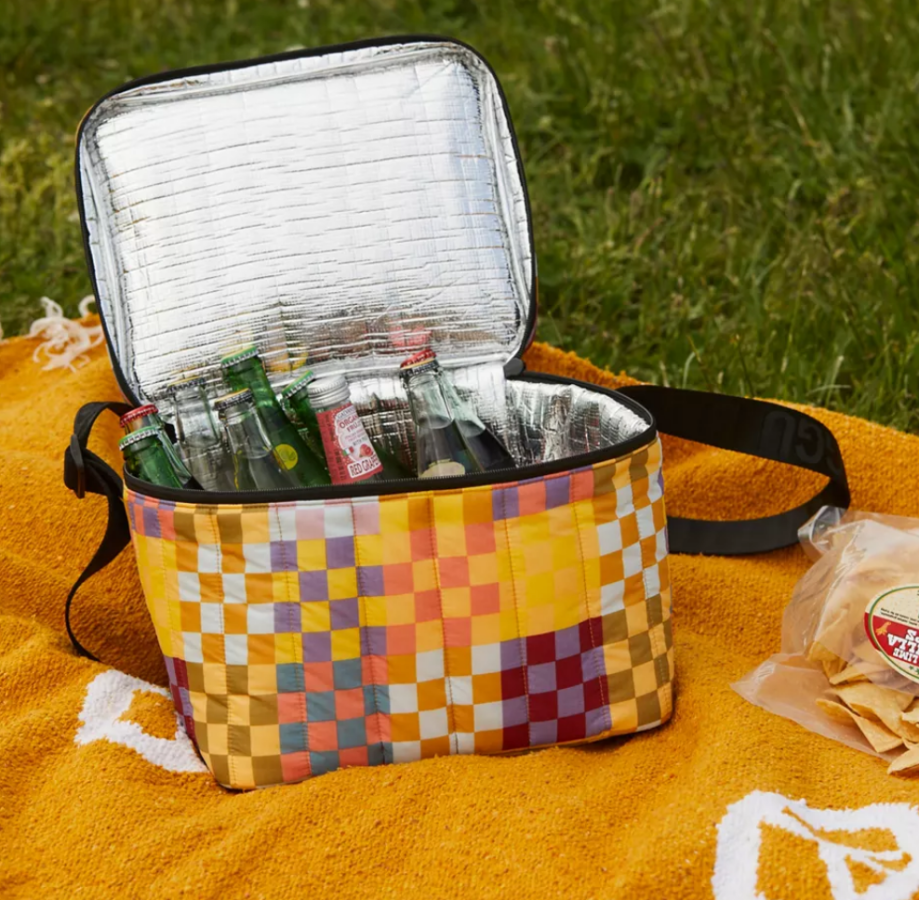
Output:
left=63, top=36, right=850, bottom=789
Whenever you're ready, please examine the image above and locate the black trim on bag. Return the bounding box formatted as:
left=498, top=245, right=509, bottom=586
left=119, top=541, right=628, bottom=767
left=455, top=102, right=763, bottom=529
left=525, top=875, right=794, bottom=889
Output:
left=74, top=34, right=538, bottom=408
left=121, top=373, right=658, bottom=503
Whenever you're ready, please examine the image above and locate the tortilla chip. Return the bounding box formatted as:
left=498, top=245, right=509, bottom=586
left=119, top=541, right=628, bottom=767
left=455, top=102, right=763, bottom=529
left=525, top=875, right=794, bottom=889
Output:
left=900, top=705, right=919, bottom=724
left=807, top=641, right=842, bottom=665
left=888, top=745, right=919, bottom=776
left=828, top=665, right=870, bottom=686
left=833, top=682, right=912, bottom=731
left=821, top=657, right=847, bottom=679
left=816, top=699, right=904, bottom=753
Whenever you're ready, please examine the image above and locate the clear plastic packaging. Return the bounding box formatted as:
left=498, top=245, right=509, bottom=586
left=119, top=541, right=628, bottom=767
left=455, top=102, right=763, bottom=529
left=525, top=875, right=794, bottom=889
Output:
left=734, top=507, right=919, bottom=773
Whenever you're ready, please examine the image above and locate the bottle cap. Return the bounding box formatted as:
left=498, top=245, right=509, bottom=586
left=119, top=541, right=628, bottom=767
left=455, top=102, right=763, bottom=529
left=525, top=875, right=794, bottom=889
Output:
left=119, top=404, right=158, bottom=428
left=399, top=348, right=437, bottom=370
left=306, top=375, right=351, bottom=409
left=280, top=369, right=316, bottom=402
left=219, top=346, right=259, bottom=368
left=118, top=426, right=161, bottom=451
left=164, top=375, right=208, bottom=394
left=214, top=388, right=254, bottom=412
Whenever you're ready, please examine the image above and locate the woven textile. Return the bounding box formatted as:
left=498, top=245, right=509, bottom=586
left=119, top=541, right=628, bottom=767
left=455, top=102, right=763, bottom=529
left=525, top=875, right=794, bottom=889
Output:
left=127, top=442, right=672, bottom=788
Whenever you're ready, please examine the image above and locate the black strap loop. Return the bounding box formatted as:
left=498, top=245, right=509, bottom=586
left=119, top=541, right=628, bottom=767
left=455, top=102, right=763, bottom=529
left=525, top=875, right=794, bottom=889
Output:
left=616, top=384, right=850, bottom=556
left=63, top=401, right=133, bottom=660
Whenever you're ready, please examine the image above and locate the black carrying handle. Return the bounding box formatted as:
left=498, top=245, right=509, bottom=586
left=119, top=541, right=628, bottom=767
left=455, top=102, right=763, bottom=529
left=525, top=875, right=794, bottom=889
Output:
left=616, top=384, right=850, bottom=555
left=63, top=401, right=133, bottom=660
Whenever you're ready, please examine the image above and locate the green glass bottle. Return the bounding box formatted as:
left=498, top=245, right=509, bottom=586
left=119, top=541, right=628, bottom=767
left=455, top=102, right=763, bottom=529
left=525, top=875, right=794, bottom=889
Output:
left=120, top=403, right=199, bottom=486
left=119, top=426, right=184, bottom=488
left=219, top=347, right=330, bottom=488
left=279, top=370, right=328, bottom=468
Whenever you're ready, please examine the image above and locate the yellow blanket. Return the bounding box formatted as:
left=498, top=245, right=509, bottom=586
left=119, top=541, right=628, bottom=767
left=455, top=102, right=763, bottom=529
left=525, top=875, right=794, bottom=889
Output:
left=2, top=327, right=918, bottom=899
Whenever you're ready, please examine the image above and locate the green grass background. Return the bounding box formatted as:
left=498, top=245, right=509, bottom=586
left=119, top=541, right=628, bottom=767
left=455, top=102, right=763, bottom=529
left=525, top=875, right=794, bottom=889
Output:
left=3, top=0, right=918, bottom=428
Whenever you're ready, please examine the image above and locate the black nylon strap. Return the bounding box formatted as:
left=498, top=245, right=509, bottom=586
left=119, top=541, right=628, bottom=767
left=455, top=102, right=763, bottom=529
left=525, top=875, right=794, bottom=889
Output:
left=63, top=401, right=133, bottom=660
left=616, top=384, right=850, bottom=556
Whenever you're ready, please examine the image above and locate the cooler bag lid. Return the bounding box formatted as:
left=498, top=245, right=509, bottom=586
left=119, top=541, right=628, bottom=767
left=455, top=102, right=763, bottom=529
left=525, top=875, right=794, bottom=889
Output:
left=76, top=36, right=535, bottom=406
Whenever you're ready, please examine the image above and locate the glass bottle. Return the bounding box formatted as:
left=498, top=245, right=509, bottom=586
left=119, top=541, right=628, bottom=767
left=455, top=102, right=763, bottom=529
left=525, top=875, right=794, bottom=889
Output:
left=279, top=370, right=327, bottom=467
left=402, top=348, right=515, bottom=472
left=214, top=389, right=297, bottom=492
left=165, top=376, right=234, bottom=492
left=306, top=375, right=383, bottom=485
left=220, top=347, right=330, bottom=488
left=119, top=426, right=185, bottom=489
left=400, top=353, right=482, bottom=478
left=120, top=403, right=199, bottom=486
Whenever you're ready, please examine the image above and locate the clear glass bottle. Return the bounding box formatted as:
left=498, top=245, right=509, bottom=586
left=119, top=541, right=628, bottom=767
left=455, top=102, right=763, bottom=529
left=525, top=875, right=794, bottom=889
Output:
left=306, top=375, right=384, bottom=485
left=165, top=376, right=236, bottom=492
left=220, top=347, right=330, bottom=488
left=214, top=389, right=298, bottom=492
left=400, top=353, right=482, bottom=478
left=119, top=426, right=184, bottom=489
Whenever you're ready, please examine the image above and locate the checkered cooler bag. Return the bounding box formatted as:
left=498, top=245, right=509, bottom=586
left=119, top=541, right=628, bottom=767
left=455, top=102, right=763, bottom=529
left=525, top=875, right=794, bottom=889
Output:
left=63, top=37, right=849, bottom=789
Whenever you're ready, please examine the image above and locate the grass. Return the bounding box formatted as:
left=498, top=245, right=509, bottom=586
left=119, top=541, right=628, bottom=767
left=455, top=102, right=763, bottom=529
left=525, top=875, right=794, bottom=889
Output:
left=3, top=0, right=919, bottom=429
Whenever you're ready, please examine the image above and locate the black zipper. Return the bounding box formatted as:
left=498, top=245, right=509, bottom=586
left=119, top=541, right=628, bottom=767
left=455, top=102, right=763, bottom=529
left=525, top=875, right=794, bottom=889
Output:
left=74, top=34, right=537, bottom=409
left=124, top=373, right=657, bottom=504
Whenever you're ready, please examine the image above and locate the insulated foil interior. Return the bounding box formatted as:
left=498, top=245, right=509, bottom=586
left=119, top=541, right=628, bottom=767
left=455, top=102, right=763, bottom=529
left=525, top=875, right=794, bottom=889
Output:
left=78, top=41, right=533, bottom=402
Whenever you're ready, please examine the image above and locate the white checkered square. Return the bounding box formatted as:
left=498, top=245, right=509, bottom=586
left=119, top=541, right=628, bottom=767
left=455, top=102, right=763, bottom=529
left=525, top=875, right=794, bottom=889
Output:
left=416, top=649, right=444, bottom=681
left=224, top=634, right=248, bottom=665
left=601, top=579, right=625, bottom=615
left=246, top=604, right=275, bottom=634
left=636, top=504, right=656, bottom=541
left=197, top=543, right=219, bottom=573
left=622, top=542, right=643, bottom=578
left=471, top=643, right=502, bottom=675
left=419, top=708, right=449, bottom=740
left=200, top=603, right=222, bottom=634
left=391, top=741, right=422, bottom=764
left=323, top=504, right=354, bottom=539
left=242, top=542, right=271, bottom=573
left=177, top=571, right=200, bottom=602
left=447, top=675, right=473, bottom=706
left=268, top=504, right=297, bottom=541
left=183, top=631, right=202, bottom=664
left=598, top=519, right=622, bottom=555
left=388, top=683, right=419, bottom=714
left=221, top=573, right=247, bottom=603
left=473, top=700, right=504, bottom=732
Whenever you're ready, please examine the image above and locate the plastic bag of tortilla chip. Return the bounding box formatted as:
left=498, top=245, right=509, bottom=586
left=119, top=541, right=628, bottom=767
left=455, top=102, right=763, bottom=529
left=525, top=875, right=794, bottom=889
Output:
left=734, top=507, right=919, bottom=776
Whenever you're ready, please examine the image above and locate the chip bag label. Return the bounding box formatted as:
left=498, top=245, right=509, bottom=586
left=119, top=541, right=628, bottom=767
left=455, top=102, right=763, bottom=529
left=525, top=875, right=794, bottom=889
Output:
left=865, top=585, right=919, bottom=684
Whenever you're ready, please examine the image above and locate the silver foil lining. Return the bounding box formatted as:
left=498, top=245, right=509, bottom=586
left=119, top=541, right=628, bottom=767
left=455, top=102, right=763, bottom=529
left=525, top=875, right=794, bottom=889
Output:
left=78, top=41, right=533, bottom=403
left=348, top=366, right=649, bottom=473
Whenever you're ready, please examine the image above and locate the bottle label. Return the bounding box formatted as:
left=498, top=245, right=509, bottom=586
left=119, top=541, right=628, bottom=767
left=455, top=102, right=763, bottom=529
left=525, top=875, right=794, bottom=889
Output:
left=420, top=460, right=466, bottom=478
left=316, top=403, right=383, bottom=484
left=275, top=443, right=299, bottom=470
left=865, top=585, right=919, bottom=684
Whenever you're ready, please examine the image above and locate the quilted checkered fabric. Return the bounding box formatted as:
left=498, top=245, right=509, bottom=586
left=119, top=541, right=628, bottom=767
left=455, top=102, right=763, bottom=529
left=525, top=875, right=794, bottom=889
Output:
left=126, top=437, right=673, bottom=789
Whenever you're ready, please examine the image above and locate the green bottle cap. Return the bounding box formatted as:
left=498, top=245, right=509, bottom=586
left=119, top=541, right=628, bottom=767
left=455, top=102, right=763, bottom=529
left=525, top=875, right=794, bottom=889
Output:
left=214, top=388, right=254, bottom=412
left=280, top=369, right=316, bottom=401
left=118, top=425, right=162, bottom=451
left=219, top=346, right=260, bottom=368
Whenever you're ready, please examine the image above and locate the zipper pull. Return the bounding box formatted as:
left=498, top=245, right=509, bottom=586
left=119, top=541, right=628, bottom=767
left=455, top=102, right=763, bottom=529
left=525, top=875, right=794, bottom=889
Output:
left=504, top=358, right=526, bottom=378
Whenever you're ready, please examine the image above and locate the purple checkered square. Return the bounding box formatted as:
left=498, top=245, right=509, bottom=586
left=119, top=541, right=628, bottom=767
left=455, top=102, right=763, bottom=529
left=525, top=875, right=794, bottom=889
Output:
left=270, top=540, right=298, bottom=572
left=326, top=536, right=355, bottom=569
left=274, top=602, right=301, bottom=633
left=299, top=570, right=328, bottom=601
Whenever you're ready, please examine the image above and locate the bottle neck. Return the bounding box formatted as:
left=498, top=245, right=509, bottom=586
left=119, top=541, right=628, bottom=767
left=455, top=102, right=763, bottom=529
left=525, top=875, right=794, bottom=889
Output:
left=221, top=405, right=270, bottom=454
left=225, top=360, right=275, bottom=405
left=173, top=386, right=218, bottom=440
left=404, top=372, right=457, bottom=434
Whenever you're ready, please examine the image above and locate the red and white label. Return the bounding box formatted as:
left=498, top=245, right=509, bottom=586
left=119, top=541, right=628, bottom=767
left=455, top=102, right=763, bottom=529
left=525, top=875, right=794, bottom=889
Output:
left=865, top=585, right=919, bottom=684
left=316, top=403, right=383, bottom=484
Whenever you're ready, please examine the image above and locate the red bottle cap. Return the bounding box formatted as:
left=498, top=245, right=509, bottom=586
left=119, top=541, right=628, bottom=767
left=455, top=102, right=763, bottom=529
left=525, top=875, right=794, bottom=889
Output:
left=119, top=404, right=158, bottom=428
left=399, top=348, right=437, bottom=370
